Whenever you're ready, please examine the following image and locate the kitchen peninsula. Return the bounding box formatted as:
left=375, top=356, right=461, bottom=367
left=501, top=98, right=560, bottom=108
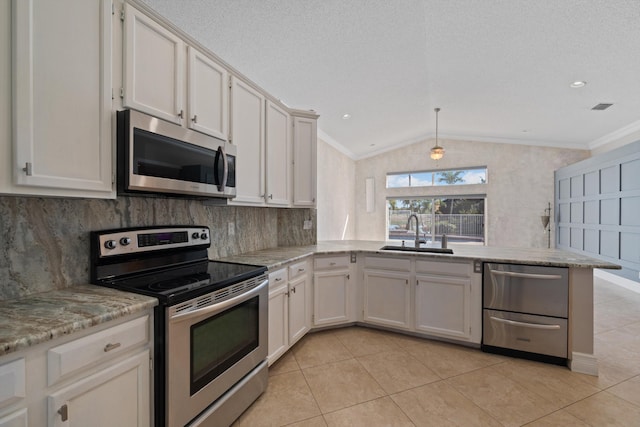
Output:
left=219, top=240, right=620, bottom=376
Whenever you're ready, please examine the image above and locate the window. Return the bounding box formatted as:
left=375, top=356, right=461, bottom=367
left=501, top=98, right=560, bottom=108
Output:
left=387, top=196, right=485, bottom=244
left=387, top=167, right=487, bottom=188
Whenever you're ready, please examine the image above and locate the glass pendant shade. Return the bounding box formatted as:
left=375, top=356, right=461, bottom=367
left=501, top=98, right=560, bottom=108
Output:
left=430, top=107, right=444, bottom=160
left=430, top=145, right=445, bottom=160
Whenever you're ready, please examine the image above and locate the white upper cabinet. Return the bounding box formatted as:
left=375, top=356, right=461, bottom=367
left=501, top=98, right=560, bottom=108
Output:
left=123, top=3, right=184, bottom=125
left=123, top=4, right=230, bottom=141
left=187, top=47, right=228, bottom=140
left=9, top=0, right=113, bottom=196
left=265, top=101, right=290, bottom=206
left=292, top=114, right=317, bottom=207
left=230, top=76, right=266, bottom=205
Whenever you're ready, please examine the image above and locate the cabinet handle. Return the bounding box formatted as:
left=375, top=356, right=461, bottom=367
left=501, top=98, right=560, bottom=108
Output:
left=192, top=114, right=198, bottom=123
left=274, top=277, right=282, bottom=282
left=104, top=342, right=122, bottom=352
left=58, top=404, right=68, bottom=421
left=178, top=109, right=184, bottom=119
left=268, top=194, right=273, bottom=199
left=298, top=268, right=305, bottom=272
left=285, top=291, right=290, bottom=297
left=291, top=286, right=296, bottom=294
left=22, top=162, right=33, bottom=176
left=330, top=262, right=336, bottom=266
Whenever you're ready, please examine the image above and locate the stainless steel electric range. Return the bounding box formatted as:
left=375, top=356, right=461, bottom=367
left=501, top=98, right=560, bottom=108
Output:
left=90, top=226, right=268, bottom=427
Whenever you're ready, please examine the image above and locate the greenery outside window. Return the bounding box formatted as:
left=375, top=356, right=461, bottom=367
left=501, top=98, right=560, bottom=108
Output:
left=386, top=167, right=487, bottom=188
left=387, top=196, right=485, bottom=244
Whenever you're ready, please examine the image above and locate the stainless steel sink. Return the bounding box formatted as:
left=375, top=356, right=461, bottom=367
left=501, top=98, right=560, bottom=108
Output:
left=379, top=245, right=453, bottom=254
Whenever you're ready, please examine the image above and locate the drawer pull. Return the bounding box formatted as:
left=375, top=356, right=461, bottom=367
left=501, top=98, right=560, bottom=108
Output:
left=104, top=342, right=122, bottom=352
left=274, top=277, right=283, bottom=282
left=491, top=271, right=562, bottom=280
left=489, top=316, right=561, bottom=330
left=58, top=404, right=68, bottom=421
left=330, top=262, right=336, bottom=266
left=298, top=268, right=305, bottom=272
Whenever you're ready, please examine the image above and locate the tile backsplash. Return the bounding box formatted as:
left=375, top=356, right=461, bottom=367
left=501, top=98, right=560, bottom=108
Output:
left=0, top=195, right=316, bottom=301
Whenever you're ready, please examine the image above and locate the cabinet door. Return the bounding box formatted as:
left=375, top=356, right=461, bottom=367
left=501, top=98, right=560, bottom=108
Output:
left=265, top=101, right=290, bottom=206
left=0, top=409, right=27, bottom=427
left=288, top=275, right=309, bottom=346
left=230, top=77, right=265, bottom=205
left=415, top=275, right=471, bottom=340
left=292, top=116, right=317, bottom=207
left=268, top=283, right=288, bottom=365
left=313, top=270, right=349, bottom=326
left=48, top=351, right=150, bottom=427
left=12, top=0, right=112, bottom=193
left=364, top=270, right=411, bottom=330
left=187, top=47, right=228, bottom=140
left=123, top=3, right=184, bottom=125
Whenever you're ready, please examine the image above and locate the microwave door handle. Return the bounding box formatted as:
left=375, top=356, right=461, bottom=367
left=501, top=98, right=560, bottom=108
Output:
left=217, top=145, right=228, bottom=192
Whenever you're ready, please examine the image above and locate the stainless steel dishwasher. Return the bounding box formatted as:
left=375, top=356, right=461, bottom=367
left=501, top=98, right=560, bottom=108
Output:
left=482, top=263, right=569, bottom=364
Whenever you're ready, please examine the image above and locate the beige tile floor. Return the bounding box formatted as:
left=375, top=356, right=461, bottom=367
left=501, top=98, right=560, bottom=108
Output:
left=234, top=276, right=640, bottom=426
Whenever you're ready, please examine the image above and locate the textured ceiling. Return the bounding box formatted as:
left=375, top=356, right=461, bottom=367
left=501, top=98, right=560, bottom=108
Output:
left=142, top=0, right=640, bottom=159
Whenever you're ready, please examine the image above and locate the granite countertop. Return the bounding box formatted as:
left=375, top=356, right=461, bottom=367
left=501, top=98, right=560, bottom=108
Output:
left=0, top=285, right=158, bottom=357
left=218, top=240, right=621, bottom=271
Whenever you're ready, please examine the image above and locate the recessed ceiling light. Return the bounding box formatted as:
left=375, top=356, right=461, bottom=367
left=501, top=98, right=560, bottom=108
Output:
left=342, top=113, right=351, bottom=120
left=570, top=81, right=586, bottom=88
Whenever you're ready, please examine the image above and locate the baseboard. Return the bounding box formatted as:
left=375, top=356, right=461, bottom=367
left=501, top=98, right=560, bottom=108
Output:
left=570, top=352, right=599, bottom=376
left=594, top=269, right=640, bottom=294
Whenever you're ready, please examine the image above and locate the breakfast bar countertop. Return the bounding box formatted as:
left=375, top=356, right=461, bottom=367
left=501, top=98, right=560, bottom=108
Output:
left=217, top=240, right=621, bottom=271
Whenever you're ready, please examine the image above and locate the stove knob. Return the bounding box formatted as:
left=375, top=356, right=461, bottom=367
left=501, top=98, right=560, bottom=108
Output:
left=120, top=237, right=132, bottom=246
left=192, top=232, right=200, bottom=239
left=200, top=233, right=208, bottom=240
left=104, top=240, right=117, bottom=250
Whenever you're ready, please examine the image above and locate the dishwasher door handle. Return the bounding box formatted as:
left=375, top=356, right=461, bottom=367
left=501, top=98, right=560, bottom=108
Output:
left=489, top=316, right=561, bottom=330
left=490, top=270, right=563, bottom=280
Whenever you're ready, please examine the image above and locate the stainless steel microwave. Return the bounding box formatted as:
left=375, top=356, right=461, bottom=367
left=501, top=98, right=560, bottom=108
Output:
left=117, top=109, right=236, bottom=199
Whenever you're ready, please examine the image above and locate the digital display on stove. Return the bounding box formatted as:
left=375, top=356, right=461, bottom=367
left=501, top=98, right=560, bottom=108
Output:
left=138, top=231, right=189, bottom=247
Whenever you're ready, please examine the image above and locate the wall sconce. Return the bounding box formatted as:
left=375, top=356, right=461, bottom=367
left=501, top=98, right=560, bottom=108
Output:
left=541, top=202, right=551, bottom=248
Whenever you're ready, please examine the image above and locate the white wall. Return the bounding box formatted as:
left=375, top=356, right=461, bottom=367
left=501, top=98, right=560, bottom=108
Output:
left=354, top=138, right=589, bottom=248
left=316, top=138, right=356, bottom=240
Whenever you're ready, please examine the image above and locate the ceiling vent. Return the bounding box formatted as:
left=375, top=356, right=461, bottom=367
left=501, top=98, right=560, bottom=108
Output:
left=591, top=103, right=613, bottom=111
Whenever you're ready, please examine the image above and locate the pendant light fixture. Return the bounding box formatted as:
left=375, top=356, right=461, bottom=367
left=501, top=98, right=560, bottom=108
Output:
left=430, top=107, right=445, bottom=160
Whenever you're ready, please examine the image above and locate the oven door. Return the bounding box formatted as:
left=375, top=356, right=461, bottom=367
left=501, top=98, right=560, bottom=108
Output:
left=166, top=277, right=268, bottom=427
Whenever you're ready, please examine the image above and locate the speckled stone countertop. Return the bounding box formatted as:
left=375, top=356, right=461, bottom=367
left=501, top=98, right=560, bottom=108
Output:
left=0, top=285, right=157, bottom=357
left=217, top=240, right=621, bottom=271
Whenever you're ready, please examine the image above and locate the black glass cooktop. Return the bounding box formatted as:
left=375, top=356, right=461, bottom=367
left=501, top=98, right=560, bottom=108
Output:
left=99, top=260, right=267, bottom=304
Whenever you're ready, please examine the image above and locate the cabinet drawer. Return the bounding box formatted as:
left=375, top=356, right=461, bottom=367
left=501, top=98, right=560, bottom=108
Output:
left=416, top=260, right=470, bottom=277
left=269, top=268, right=287, bottom=289
left=288, top=261, right=309, bottom=279
left=0, top=358, right=25, bottom=409
left=314, top=256, right=349, bottom=270
left=47, top=316, right=149, bottom=386
left=364, top=256, right=410, bottom=271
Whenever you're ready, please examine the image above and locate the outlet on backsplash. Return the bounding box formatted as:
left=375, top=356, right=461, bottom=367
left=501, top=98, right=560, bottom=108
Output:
left=303, top=220, right=312, bottom=230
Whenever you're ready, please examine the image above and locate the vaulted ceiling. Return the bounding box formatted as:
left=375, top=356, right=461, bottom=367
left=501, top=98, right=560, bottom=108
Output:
left=143, top=0, right=640, bottom=159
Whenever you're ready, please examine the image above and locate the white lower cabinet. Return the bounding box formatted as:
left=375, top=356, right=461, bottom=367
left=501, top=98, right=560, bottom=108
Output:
left=0, top=409, right=27, bottom=427
left=0, top=312, right=153, bottom=427
left=267, top=260, right=311, bottom=365
left=47, top=351, right=149, bottom=427
left=414, top=260, right=481, bottom=343
left=267, top=270, right=289, bottom=365
left=415, top=275, right=471, bottom=340
left=313, top=256, right=352, bottom=326
left=363, top=269, right=412, bottom=330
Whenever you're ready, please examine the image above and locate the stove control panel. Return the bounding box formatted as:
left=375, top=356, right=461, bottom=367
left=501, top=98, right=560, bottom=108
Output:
left=95, top=226, right=211, bottom=257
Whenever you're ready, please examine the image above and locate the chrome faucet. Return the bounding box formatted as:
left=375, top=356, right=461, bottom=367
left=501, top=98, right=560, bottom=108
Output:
left=406, top=214, right=422, bottom=248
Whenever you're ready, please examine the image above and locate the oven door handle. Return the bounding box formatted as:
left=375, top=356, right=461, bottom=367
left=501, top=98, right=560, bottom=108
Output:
left=170, top=278, right=268, bottom=322
left=489, top=316, right=561, bottom=330
left=490, top=270, right=563, bottom=280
